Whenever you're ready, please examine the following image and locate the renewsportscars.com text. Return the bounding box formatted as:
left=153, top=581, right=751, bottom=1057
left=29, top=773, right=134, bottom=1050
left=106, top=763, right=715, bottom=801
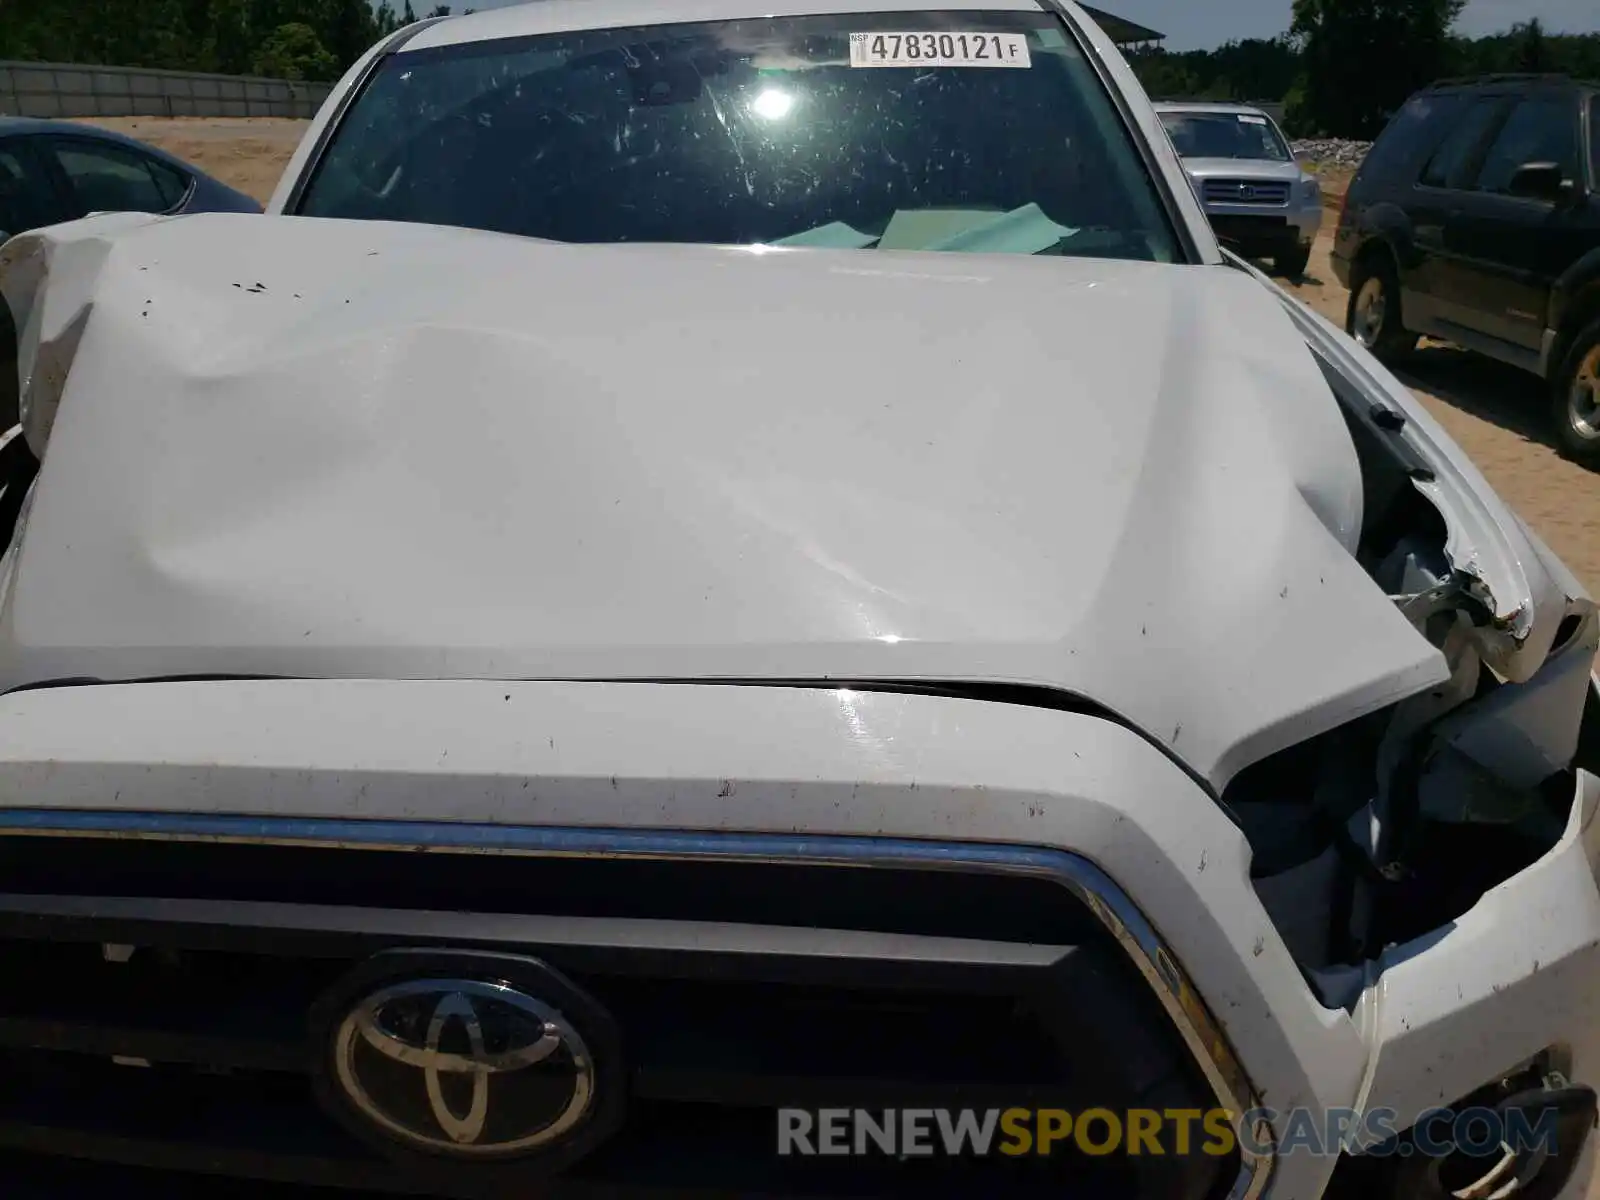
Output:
left=776, top=1106, right=1563, bottom=1159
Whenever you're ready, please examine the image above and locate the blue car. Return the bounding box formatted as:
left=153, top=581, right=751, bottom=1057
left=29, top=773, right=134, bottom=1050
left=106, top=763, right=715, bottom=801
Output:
left=0, top=117, right=260, bottom=244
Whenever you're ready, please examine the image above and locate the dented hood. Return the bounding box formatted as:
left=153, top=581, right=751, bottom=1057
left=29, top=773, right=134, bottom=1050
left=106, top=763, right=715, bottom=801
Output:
left=0, top=212, right=1452, bottom=788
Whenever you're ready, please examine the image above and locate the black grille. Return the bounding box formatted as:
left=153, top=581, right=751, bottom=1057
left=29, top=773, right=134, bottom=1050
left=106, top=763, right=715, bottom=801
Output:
left=0, top=836, right=1238, bottom=1199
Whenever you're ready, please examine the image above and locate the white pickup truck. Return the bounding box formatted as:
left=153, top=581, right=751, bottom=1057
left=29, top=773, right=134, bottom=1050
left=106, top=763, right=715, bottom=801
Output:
left=0, top=3, right=1597, bottom=1199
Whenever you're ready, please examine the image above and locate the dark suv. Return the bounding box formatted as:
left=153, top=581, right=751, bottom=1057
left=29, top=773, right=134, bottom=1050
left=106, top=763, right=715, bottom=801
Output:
left=1331, top=75, right=1600, bottom=464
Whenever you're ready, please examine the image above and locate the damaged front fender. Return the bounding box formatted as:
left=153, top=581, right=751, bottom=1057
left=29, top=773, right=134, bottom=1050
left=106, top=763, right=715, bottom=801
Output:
left=1247, top=251, right=1595, bottom=685
left=1222, top=252, right=1600, bottom=1011
left=0, top=212, right=166, bottom=455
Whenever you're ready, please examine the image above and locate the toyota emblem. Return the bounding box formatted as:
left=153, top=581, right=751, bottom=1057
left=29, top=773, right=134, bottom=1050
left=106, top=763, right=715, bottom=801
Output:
left=314, top=950, right=624, bottom=1172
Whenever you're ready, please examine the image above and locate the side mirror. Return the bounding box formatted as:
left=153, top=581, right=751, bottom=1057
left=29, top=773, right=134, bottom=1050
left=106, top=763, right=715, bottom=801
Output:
left=1507, top=161, right=1571, bottom=202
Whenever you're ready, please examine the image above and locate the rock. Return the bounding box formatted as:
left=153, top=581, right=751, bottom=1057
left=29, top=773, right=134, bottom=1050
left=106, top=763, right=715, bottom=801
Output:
left=1291, top=138, right=1372, bottom=170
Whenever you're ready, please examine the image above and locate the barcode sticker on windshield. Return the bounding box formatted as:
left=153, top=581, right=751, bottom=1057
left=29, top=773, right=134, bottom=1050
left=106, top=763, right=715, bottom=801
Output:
left=849, top=32, right=1031, bottom=68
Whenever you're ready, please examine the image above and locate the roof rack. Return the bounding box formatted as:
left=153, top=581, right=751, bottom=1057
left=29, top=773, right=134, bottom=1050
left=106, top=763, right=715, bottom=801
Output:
left=1148, top=96, right=1270, bottom=107
left=1428, top=72, right=1574, bottom=87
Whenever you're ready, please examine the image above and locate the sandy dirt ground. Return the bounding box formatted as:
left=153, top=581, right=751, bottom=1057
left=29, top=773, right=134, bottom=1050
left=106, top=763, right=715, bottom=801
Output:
left=74, top=117, right=1600, bottom=1194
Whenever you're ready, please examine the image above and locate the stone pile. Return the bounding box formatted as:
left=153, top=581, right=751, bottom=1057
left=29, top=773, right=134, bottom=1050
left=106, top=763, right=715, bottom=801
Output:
left=1290, top=138, right=1372, bottom=169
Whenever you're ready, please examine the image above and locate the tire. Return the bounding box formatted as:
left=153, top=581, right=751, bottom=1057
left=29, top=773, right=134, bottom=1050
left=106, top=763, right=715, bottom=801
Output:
left=1551, top=318, right=1600, bottom=467
left=1275, top=243, right=1312, bottom=279
left=1345, top=252, right=1418, bottom=362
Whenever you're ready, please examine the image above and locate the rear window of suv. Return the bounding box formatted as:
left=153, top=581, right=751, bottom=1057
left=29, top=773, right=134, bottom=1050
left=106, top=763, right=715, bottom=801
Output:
left=296, top=11, right=1182, bottom=262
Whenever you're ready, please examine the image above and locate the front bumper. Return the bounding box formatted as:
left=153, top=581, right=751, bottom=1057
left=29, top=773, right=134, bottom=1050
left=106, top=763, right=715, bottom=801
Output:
left=1203, top=201, right=1323, bottom=259
left=0, top=678, right=1595, bottom=1198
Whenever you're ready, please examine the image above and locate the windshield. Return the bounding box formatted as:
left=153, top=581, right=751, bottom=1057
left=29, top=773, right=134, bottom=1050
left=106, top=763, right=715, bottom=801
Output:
left=296, top=11, right=1180, bottom=262
left=1158, top=111, right=1292, bottom=163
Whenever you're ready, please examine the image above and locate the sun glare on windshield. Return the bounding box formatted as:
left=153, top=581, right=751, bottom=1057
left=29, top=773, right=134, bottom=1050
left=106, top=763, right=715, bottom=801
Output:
left=750, top=87, right=796, bottom=120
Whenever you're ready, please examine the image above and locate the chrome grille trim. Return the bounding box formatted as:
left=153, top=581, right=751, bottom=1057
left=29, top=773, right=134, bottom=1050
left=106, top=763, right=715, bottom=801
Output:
left=1202, top=179, right=1291, bottom=206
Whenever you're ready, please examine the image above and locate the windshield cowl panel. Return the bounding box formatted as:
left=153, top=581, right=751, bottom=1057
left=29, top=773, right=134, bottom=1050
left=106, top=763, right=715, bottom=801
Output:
left=296, top=10, right=1181, bottom=263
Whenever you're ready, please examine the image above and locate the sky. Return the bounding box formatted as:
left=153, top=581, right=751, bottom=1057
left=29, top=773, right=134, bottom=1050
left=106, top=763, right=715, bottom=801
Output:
left=1108, top=0, right=1600, bottom=50
left=460, top=0, right=1600, bottom=52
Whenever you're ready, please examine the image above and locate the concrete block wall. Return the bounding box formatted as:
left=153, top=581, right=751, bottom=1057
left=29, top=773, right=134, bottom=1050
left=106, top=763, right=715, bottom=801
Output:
left=0, top=61, right=332, bottom=120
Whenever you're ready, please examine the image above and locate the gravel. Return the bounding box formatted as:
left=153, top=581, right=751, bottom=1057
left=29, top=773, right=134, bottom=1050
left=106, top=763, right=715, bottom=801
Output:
left=1291, top=138, right=1371, bottom=170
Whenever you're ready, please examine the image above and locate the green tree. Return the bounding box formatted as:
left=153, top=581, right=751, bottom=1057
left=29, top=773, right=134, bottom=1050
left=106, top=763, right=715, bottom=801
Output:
left=1211, top=36, right=1301, bottom=101
left=180, top=0, right=255, bottom=74
left=214, top=0, right=257, bottom=74
left=1291, top=0, right=1466, bottom=137
left=1447, top=27, right=1600, bottom=78
left=252, top=20, right=337, bottom=80
left=249, top=0, right=318, bottom=36
left=1125, top=49, right=1200, bottom=100
left=1511, top=19, right=1550, bottom=71
left=374, top=1, right=402, bottom=38
left=1281, top=77, right=1313, bottom=136
left=1126, top=37, right=1298, bottom=105
left=323, top=0, right=378, bottom=65
left=402, top=1, right=419, bottom=24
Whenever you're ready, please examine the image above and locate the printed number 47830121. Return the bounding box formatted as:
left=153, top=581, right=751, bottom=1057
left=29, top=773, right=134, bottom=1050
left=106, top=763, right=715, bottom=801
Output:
left=850, top=31, right=1032, bottom=68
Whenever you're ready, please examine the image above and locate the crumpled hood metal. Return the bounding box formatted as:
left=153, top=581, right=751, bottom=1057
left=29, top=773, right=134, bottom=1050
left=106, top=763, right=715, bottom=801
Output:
left=1233, top=249, right=1593, bottom=685
left=0, top=212, right=1448, bottom=789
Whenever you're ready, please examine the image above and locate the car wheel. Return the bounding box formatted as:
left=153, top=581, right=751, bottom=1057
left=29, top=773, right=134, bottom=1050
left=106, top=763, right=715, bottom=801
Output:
left=1552, top=319, right=1600, bottom=467
left=1346, top=253, right=1417, bottom=362
left=1275, top=243, right=1312, bottom=279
